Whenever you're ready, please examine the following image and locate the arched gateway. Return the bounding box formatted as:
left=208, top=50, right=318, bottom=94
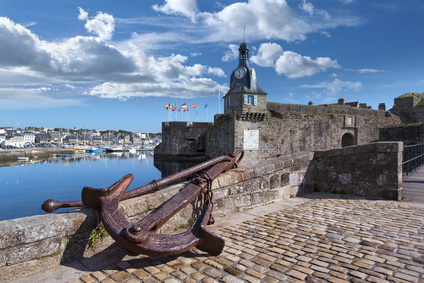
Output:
left=342, top=133, right=356, bottom=147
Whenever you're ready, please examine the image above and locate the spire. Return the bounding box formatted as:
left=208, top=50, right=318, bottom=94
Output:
left=243, top=25, right=246, bottom=43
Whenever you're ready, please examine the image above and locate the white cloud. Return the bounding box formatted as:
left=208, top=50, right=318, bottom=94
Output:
left=0, top=16, right=228, bottom=105
left=251, top=42, right=283, bottom=67
left=357, top=68, right=384, bottom=74
left=208, top=67, right=226, bottom=77
left=320, top=31, right=331, bottom=38
left=251, top=42, right=339, bottom=78
left=340, top=0, right=354, bottom=4
left=276, top=51, right=340, bottom=78
left=222, top=44, right=239, bottom=62
left=153, top=0, right=198, bottom=21
left=190, top=52, right=201, bottom=57
left=300, top=0, right=314, bottom=16
left=196, top=0, right=360, bottom=43
left=78, top=7, right=88, bottom=21
left=78, top=8, right=115, bottom=41
left=299, top=78, right=362, bottom=94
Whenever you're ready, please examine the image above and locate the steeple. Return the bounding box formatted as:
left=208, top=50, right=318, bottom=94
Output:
left=238, top=41, right=249, bottom=68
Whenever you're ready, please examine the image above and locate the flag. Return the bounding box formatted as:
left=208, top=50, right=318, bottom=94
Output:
left=204, top=103, right=208, bottom=109
left=164, top=103, right=170, bottom=110
left=184, top=108, right=189, bottom=112
left=178, top=108, right=182, bottom=112
left=181, top=103, right=187, bottom=108
left=172, top=106, right=177, bottom=111
left=192, top=103, right=198, bottom=108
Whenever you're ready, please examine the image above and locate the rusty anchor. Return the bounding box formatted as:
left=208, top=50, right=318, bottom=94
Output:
left=42, top=150, right=244, bottom=257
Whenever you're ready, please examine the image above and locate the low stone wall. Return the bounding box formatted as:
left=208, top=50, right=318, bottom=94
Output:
left=314, top=142, right=403, bottom=200
left=0, top=151, right=314, bottom=282
left=0, top=143, right=402, bottom=282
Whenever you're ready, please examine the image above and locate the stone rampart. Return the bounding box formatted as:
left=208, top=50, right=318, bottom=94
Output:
left=314, top=142, right=402, bottom=200
left=0, top=142, right=402, bottom=282
left=379, top=123, right=424, bottom=144
left=154, top=122, right=212, bottom=160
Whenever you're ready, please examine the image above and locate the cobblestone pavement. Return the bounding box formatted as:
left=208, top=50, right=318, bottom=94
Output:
left=68, top=197, right=424, bottom=283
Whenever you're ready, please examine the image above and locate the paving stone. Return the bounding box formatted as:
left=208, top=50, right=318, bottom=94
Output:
left=133, top=269, right=150, bottom=279
left=246, top=269, right=266, bottom=279
left=91, top=271, right=107, bottom=281
left=80, top=275, right=95, bottom=283
left=221, top=274, right=245, bottom=283
left=64, top=198, right=424, bottom=283
left=286, top=269, right=308, bottom=280
left=110, top=271, right=129, bottom=282
left=171, top=270, right=187, bottom=280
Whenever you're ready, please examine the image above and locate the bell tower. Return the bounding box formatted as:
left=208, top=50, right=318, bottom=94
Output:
left=223, top=41, right=267, bottom=121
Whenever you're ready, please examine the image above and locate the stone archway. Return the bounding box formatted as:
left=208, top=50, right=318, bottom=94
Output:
left=342, top=133, right=356, bottom=147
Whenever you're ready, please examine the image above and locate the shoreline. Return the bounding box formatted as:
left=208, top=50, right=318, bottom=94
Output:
left=0, top=148, right=75, bottom=162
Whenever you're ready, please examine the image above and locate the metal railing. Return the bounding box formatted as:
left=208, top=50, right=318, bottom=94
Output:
left=403, top=143, right=424, bottom=175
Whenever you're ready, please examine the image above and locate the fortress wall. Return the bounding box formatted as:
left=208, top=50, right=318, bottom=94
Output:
left=0, top=142, right=403, bottom=282
left=379, top=123, right=424, bottom=143
left=226, top=107, right=400, bottom=163
left=314, top=142, right=403, bottom=200
left=267, top=102, right=390, bottom=117
left=205, top=115, right=236, bottom=158
left=154, top=121, right=212, bottom=159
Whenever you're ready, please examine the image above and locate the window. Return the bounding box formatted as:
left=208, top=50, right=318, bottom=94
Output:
left=244, top=95, right=257, bottom=105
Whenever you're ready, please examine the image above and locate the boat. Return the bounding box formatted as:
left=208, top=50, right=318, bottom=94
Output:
left=17, top=157, right=29, bottom=161
left=104, top=146, right=123, bottom=153
left=62, top=154, right=73, bottom=158
left=85, top=148, right=103, bottom=153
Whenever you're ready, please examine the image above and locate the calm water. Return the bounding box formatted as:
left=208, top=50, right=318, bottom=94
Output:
left=0, top=152, right=161, bottom=221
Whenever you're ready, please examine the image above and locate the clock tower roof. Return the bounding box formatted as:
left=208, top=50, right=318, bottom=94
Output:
left=228, top=41, right=266, bottom=94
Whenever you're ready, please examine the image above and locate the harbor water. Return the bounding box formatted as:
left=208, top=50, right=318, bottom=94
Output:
left=0, top=151, right=161, bottom=221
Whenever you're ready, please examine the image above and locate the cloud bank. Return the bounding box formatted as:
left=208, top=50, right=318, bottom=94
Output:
left=251, top=42, right=340, bottom=78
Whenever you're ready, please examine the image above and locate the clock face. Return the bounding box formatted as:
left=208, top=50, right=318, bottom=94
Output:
left=235, top=67, right=246, bottom=79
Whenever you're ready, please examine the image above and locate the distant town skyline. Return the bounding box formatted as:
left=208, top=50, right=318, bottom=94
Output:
left=1, top=0, right=423, bottom=132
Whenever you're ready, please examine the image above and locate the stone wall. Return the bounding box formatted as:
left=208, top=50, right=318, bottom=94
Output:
left=154, top=122, right=212, bottom=160
left=314, top=142, right=403, bottom=200
left=390, top=92, right=424, bottom=123
left=0, top=143, right=402, bottom=282
left=205, top=102, right=400, bottom=165
left=379, top=123, right=424, bottom=144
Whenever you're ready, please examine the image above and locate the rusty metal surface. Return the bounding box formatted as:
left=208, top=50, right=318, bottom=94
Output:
left=42, top=150, right=244, bottom=256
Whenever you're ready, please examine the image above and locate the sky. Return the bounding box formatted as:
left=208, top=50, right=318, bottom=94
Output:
left=1, top=0, right=424, bottom=133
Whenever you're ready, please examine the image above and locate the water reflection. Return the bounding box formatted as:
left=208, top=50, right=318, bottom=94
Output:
left=0, top=151, right=158, bottom=221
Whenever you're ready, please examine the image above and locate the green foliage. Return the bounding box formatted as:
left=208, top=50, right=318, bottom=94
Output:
left=66, top=235, right=74, bottom=245
left=416, top=98, right=424, bottom=107
left=89, top=224, right=109, bottom=248
left=174, top=216, right=197, bottom=231
left=330, top=189, right=346, bottom=195
left=38, top=251, right=61, bottom=259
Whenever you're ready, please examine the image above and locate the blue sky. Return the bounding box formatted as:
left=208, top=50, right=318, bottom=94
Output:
left=1, top=0, right=423, bottom=133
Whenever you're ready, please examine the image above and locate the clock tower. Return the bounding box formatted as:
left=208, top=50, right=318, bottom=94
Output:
left=223, top=41, right=267, bottom=121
